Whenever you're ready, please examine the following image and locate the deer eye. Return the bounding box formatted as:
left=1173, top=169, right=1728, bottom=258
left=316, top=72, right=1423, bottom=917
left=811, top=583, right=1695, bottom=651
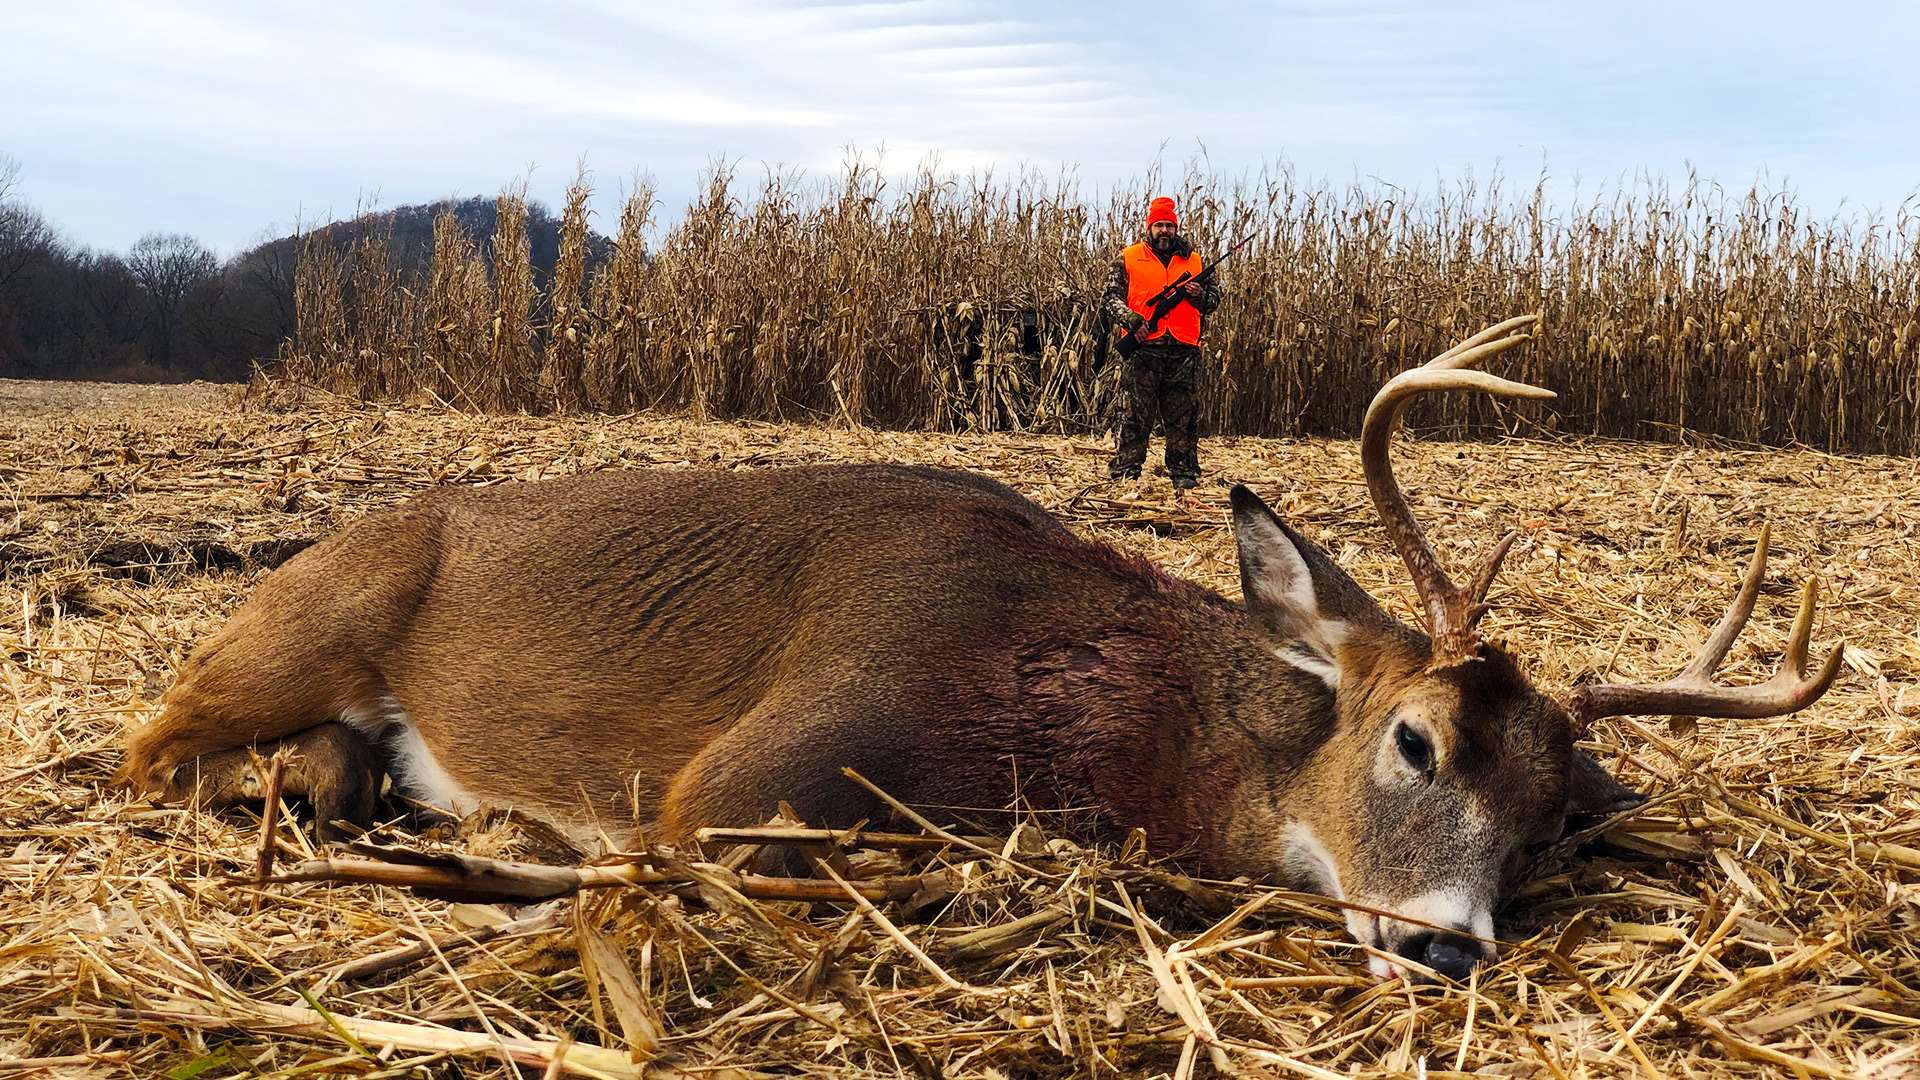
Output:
left=1395, top=722, right=1434, bottom=775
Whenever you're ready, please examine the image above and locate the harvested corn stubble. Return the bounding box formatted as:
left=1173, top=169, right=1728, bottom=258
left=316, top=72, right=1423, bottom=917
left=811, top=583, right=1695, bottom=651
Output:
left=2, top=378, right=1916, bottom=1078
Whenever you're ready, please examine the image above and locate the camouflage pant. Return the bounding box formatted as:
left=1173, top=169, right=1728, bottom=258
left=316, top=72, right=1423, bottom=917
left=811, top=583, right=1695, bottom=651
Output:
left=1110, top=346, right=1201, bottom=479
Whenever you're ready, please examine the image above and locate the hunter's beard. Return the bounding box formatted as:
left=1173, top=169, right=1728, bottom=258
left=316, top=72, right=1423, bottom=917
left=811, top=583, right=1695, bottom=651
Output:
left=1151, top=232, right=1181, bottom=254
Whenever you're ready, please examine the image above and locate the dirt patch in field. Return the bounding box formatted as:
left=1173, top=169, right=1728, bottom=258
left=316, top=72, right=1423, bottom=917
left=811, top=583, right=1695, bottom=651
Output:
left=3, top=380, right=1917, bottom=1077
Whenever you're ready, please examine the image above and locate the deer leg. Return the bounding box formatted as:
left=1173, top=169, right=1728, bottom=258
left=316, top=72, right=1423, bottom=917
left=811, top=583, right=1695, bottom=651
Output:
left=140, top=721, right=382, bottom=841
left=118, top=626, right=390, bottom=798
left=655, top=691, right=920, bottom=877
left=115, top=515, right=421, bottom=802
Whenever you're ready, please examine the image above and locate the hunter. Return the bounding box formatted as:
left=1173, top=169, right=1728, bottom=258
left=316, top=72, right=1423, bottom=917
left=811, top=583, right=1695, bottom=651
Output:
left=1104, top=195, right=1222, bottom=489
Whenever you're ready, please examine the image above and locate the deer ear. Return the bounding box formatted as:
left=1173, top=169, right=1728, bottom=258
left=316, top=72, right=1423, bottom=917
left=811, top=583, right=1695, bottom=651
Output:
left=1231, top=486, right=1353, bottom=686
left=1566, top=748, right=1647, bottom=817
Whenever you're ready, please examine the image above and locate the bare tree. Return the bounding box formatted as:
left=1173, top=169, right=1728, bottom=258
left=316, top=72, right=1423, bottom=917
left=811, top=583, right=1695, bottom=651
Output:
left=0, top=154, right=59, bottom=292
left=225, top=228, right=299, bottom=351
left=127, top=231, right=217, bottom=369
left=0, top=154, right=14, bottom=200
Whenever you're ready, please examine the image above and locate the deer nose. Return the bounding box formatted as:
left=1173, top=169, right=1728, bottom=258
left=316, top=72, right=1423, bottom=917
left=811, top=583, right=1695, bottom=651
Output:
left=1399, top=931, right=1484, bottom=981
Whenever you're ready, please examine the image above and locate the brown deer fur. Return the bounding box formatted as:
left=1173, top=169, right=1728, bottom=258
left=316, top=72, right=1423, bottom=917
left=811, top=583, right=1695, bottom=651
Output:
left=120, top=463, right=1655, bottom=980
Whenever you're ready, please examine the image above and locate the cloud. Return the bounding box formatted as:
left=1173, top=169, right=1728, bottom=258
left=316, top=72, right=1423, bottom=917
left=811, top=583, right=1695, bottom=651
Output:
left=3, top=0, right=1915, bottom=253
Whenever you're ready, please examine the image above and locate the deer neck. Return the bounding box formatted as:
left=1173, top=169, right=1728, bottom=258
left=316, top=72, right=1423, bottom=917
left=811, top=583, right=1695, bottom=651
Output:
left=1010, top=603, right=1341, bottom=873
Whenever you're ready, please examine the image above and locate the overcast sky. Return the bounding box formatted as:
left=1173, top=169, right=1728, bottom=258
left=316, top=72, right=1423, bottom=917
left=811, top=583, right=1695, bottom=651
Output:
left=5, top=0, right=1915, bottom=256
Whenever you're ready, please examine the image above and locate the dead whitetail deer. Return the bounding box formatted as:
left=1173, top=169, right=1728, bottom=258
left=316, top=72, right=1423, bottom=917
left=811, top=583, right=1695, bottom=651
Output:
left=118, top=315, right=1841, bottom=981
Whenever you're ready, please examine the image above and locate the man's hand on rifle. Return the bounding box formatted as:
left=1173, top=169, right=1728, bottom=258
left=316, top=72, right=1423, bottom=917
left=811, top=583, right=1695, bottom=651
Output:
left=1182, top=281, right=1203, bottom=298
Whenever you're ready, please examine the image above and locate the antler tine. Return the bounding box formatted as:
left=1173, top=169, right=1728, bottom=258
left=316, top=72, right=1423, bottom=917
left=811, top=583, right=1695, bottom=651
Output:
left=1782, top=572, right=1826, bottom=677
left=1675, top=523, right=1770, bottom=683
left=1427, top=314, right=1541, bottom=370
left=1377, top=334, right=1543, bottom=434
left=1749, top=574, right=1843, bottom=715
left=1464, top=529, right=1523, bottom=625
left=1359, top=317, right=1554, bottom=667
left=1428, top=332, right=1538, bottom=376
left=1569, top=528, right=1845, bottom=725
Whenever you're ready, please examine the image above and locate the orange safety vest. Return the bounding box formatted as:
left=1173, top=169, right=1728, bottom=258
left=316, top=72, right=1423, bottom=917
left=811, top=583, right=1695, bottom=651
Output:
left=1123, top=242, right=1205, bottom=347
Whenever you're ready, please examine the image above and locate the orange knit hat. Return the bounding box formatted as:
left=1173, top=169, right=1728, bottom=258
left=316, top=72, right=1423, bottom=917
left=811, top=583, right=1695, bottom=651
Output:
left=1146, top=196, right=1178, bottom=227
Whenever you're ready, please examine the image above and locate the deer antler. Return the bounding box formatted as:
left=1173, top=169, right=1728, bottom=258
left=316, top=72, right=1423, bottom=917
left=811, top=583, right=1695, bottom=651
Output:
left=1361, top=315, right=1554, bottom=667
left=1568, top=524, right=1843, bottom=726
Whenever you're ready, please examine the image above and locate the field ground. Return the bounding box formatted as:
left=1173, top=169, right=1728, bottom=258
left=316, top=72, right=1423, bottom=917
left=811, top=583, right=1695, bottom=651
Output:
left=2, top=378, right=1917, bottom=1078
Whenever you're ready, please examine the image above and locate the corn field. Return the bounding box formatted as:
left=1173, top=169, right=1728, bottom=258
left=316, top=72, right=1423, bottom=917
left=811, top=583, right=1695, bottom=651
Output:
left=279, top=159, right=1920, bottom=454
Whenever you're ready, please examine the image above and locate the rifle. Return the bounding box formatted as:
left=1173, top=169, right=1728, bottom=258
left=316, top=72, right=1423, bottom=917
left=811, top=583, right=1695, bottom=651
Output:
left=1115, top=232, right=1255, bottom=360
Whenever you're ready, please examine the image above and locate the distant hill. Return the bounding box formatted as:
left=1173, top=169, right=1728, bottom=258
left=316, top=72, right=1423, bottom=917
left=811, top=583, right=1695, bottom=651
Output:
left=0, top=193, right=614, bottom=384
left=260, top=194, right=616, bottom=292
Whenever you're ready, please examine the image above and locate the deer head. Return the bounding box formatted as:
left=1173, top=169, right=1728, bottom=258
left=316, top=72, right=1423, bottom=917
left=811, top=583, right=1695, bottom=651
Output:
left=1229, top=315, right=1842, bottom=980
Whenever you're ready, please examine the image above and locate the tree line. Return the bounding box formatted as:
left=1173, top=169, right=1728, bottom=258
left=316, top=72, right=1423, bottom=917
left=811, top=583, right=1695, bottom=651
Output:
left=0, top=154, right=596, bottom=384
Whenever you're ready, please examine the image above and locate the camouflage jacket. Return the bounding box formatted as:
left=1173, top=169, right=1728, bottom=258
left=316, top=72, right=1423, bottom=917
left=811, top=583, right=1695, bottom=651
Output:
left=1101, top=237, right=1223, bottom=345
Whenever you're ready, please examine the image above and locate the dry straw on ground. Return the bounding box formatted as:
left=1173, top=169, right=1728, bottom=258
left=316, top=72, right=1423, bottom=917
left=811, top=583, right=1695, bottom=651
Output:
left=278, top=158, right=1920, bottom=454
left=2, top=379, right=1917, bottom=1078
